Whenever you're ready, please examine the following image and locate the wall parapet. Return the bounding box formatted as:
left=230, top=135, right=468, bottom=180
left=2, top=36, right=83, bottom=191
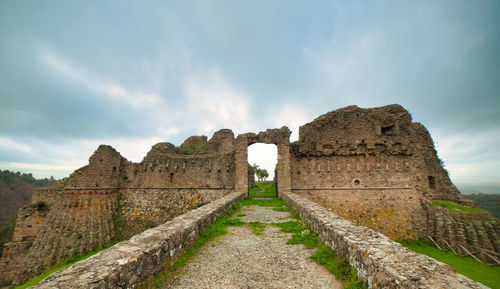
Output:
left=31, top=191, right=246, bottom=289
left=281, top=191, right=488, bottom=289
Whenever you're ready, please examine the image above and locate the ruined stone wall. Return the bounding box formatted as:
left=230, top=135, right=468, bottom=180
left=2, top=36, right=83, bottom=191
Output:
left=426, top=205, right=500, bottom=257
left=119, top=188, right=232, bottom=239
left=66, top=145, right=128, bottom=188
left=33, top=191, right=246, bottom=289
left=0, top=129, right=240, bottom=286
left=294, top=188, right=425, bottom=240
left=0, top=199, right=50, bottom=285
left=13, top=189, right=120, bottom=284
left=282, top=191, right=487, bottom=289
left=124, top=153, right=235, bottom=189
left=289, top=105, right=471, bottom=240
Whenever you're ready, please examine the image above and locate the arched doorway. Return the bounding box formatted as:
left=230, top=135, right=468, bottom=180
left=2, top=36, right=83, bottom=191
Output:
left=234, top=127, right=291, bottom=196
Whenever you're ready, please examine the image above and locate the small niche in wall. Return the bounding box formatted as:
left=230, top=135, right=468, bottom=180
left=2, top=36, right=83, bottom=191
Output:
left=428, top=176, right=436, bottom=189
left=112, top=167, right=117, bottom=172
left=353, top=179, right=361, bottom=186
left=381, top=125, right=398, bottom=136
left=170, top=173, right=174, bottom=182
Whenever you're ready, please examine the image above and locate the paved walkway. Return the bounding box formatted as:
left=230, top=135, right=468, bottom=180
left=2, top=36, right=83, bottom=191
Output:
left=164, top=204, right=342, bottom=289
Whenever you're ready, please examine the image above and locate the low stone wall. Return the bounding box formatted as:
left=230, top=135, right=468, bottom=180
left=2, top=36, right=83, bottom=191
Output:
left=281, top=191, right=488, bottom=289
left=32, top=191, right=246, bottom=289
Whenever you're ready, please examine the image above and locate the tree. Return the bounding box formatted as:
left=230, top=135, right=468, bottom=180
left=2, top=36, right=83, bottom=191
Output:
left=260, top=169, right=269, bottom=181
left=252, top=163, right=269, bottom=181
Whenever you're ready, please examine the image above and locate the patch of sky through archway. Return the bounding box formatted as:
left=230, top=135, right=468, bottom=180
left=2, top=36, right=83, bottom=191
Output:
left=248, top=144, right=277, bottom=181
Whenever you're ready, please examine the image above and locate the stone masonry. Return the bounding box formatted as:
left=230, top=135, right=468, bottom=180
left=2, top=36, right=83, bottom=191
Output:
left=0, top=129, right=246, bottom=286
left=282, top=191, right=488, bottom=289
left=0, top=104, right=498, bottom=287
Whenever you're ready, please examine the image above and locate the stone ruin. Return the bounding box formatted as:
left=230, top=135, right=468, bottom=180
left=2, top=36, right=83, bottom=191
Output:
left=0, top=104, right=498, bottom=286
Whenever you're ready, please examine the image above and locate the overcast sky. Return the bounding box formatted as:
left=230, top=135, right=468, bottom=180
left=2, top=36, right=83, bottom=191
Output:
left=1, top=1, right=499, bottom=188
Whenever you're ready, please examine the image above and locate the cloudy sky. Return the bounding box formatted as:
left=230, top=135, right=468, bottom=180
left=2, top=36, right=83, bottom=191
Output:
left=1, top=1, right=499, bottom=189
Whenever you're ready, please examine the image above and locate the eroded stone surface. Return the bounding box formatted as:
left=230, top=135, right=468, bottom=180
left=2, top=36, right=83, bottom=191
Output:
left=2, top=104, right=498, bottom=286
left=282, top=191, right=489, bottom=289
left=31, top=191, right=246, bottom=289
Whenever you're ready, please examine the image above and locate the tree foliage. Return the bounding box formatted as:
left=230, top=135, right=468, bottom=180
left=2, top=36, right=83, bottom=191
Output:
left=464, top=193, right=500, bottom=219
left=252, top=163, right=269, bottom=181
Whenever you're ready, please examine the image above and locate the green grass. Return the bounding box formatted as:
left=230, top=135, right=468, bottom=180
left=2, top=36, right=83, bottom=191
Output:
left=247, top=221, right=266, bottom=235
left=249, top=181, right=276, bottom=198
left=178, top=142, right=210, bottom=155
left=273, top=221, right=367, bottom=288
left=241, top=197, right=285, bottom=207
left=431, top=200, right=487, bottom=213
left=273, top=221, right=318, bottom=249
left=13, top=242, right=117, bottom=289
left=147, top=182, right=366, bottom=288
left=272, top=206, right=291, bottom=212
left=400, top=240, right=500, bottom=289
left=310, top=245, right=366, bottom=289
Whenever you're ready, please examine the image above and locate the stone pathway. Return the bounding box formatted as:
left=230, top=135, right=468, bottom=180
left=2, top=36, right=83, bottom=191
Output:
left=163, top=205, right=342, bottom=289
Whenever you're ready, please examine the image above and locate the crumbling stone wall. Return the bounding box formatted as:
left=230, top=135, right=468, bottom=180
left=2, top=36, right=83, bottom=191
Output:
left=32, top=191, right=246, bottom=289
left=66, top=145, right=128, bottom=188
left=2, top=104, right=498, bottom=286
left=13, top=189, right=120, bottom=284
left=282, top=191, right=488, bottom=289
left=288, top=104, right=476, bottom=240
left=0, top=199, right=50, bottom=285
left=426, top=205, right=500, bottom=258
left=0, top=129, right=240, bottom=286
left=119, top=188, right=233, bottom=239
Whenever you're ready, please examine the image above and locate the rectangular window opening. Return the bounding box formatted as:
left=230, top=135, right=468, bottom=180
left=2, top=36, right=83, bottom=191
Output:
left=428, top=176, right=436, bottom=189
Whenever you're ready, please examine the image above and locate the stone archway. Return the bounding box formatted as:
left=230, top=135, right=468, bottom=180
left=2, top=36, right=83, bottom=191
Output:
left=234, top=127, right=291, bottom=196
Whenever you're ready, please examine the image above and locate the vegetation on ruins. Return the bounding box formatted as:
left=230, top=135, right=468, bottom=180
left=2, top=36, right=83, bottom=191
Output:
left=178, top=142, right=210, bottom=155
left=139, top=182, right=367, bottom=288
left=464, top=193, right=500, bottom=219
left=400, top=240, right=500, bottom=289
left=431, top=200, right=488, bottom=213
left=249, top=183, right=366, bottom=289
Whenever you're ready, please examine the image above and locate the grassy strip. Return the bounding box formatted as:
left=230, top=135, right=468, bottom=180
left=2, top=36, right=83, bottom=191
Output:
left=400, top=240, right=500, bottom=289
left=13, top=242, right=118, bottom=289
left=273, top=220, right=367, bottom=288
left=310, top=245, right=366, bottom=289
left=249, top=182, right=277, bottom=198
left=251, top=182, right=366, bottom=287
left=241, top=197, right=285, bottom=207
left=431, top=200, right=487, bottom=213
left=143, top=204, right=244, bottom=288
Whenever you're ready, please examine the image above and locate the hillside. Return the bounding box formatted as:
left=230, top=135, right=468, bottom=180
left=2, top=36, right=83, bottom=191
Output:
left=464, top=193, right=500, bottom=219
left=0, top=170, right=56, bottom=253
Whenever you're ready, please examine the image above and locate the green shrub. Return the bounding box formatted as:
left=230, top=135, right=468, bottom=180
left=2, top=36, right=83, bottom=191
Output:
left=431, top=200, right=487, bottom=213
